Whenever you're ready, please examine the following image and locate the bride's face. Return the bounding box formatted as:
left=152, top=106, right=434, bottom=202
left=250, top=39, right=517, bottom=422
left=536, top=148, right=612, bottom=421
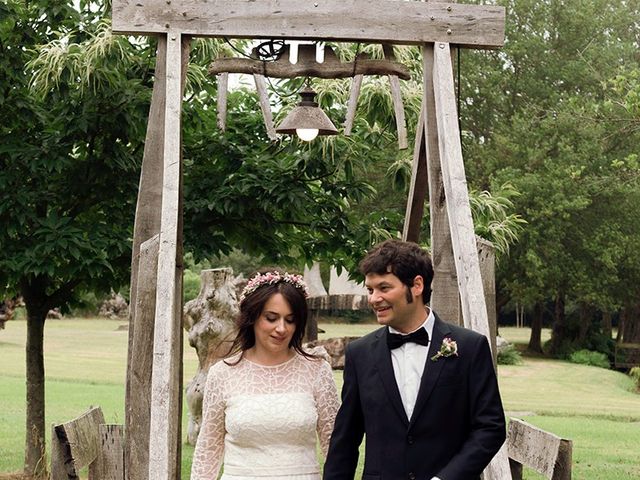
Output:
left=253, top=293, right=296, bottom=357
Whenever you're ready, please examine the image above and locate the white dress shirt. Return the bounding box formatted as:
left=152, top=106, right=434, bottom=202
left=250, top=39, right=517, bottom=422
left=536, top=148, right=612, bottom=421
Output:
left=388, top=309, right=441, bottom=480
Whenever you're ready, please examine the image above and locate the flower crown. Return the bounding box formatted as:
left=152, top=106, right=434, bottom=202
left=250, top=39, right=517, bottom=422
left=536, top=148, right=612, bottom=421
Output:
left=240, top=271, right=310, bottom=302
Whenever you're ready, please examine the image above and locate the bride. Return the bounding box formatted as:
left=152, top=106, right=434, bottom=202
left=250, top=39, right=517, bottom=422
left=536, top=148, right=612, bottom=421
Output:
left=191, top=271, right=340, bottom=480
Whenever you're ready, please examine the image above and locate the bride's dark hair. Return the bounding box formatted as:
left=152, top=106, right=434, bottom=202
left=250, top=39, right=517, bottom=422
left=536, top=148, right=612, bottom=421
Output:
left=224, top=276, right=314, bottom=365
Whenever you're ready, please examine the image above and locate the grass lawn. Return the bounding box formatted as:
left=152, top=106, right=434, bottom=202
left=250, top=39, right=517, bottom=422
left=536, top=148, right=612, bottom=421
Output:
left=1, top=319, right=639, bottom=479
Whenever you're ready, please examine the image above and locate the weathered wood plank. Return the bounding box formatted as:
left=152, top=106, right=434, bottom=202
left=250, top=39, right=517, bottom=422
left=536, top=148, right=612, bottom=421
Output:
left=402, top=99, right=427, bottom=242
left=253, top=73, right=277, bottom=140
left=50, top=406, right=106, bottom=479
left=112, top=0, right=505, bottom=49
left=216, top=72, right=228, bottom=132
left=507, top=418, right=566, bottom=479
left=125, top=37, right=167, bottom=476
left=127, top=234, right=159, bottom=480
left=344, top=74, right=363, bottom=136
left=209, top=56, right=411, bottom=79
left=422, top=43, right=459, bottom=325
left=382, top=44, right=408, bottom=150
left=96, top=425, right=125, bottom=480
left=432, top=41, right=488, bottom=337
left=148, top=30, right=184, bottom=480
left=431, top=42, right=511, bottom=479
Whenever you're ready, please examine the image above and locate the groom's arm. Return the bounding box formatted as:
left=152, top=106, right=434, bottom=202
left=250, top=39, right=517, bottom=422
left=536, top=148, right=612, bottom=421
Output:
left=323, top=343, right=365, bottom=480
left=436, top=335, right=506, bottom=479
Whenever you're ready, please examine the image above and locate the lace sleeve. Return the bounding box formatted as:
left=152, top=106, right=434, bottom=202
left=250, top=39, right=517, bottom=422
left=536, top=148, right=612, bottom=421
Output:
left=191, top=364, right=226, bottom=480
left=314, top=359, right=340, bottom=458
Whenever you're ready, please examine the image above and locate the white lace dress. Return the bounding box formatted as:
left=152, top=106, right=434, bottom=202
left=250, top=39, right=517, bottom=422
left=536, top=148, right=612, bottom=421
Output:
left=191, top=353, right=340, bottom=480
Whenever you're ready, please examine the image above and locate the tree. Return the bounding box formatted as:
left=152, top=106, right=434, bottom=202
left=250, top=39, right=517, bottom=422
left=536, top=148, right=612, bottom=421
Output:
left=457, top=0, right=640, bottom=353
left=0, top=2, right=160, bottom=474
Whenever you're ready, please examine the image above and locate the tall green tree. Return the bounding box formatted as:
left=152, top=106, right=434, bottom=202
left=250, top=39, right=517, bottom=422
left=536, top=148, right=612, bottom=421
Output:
left=0, top=1, right=153, bottom=474
left=457, top=0, right=640, bottom=353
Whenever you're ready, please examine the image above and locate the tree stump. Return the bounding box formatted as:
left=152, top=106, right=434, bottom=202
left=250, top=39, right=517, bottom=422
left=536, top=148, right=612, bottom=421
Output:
left=183, top=268, right=238, bottom=445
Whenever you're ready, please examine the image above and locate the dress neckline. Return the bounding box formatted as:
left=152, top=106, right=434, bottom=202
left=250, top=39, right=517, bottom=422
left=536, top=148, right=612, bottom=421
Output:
left=242, top=352, right=298, bottom=369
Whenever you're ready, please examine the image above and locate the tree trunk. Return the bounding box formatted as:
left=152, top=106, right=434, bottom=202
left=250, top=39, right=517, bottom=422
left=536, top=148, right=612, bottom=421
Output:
left=622, top=300, right=640, bottom=343
left=22, top=280, right=49, bottom=479
left=527, top=302, right=543, bottom=354
left=549, top=291, right=566, bottom=354
left=601, top=311, right=612, bottom=339
left=578, top=302, right=591, bottom=343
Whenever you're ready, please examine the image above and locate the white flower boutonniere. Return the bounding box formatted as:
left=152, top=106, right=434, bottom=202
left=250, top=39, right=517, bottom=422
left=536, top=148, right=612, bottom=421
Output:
left=431, top=337, right=458, bottom=362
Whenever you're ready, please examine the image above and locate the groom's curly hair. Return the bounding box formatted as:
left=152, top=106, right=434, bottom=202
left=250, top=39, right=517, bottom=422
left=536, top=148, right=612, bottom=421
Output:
left=359, top=239, right=433, bottom=304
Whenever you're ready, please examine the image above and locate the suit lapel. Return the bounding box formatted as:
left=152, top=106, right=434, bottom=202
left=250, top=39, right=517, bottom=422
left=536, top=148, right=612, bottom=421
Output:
left=373, top=328, right=409, bottom=426
left=409, top=314, right=451, bottom=426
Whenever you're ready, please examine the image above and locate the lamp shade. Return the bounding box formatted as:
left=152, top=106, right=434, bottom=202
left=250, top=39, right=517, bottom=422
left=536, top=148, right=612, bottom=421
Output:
left=275, top=87, right=338, bottom=139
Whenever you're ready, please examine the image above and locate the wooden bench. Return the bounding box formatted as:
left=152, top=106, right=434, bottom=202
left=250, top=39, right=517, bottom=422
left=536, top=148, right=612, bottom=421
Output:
left=50, top=406, right=124, bottom=480
left=507, top=418, right=572, bottom=480
left=614, top=343, right=640, bottom=369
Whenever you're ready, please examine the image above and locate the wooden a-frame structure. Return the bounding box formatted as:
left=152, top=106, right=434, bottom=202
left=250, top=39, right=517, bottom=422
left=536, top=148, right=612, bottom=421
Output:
left=112, top=1, right=511, bottom=479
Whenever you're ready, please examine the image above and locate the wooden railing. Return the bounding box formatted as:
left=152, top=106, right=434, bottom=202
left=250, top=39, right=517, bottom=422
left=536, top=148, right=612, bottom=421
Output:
left=507, top=418, right=572, bottom=480
left=50, top=406, right=124, bottom=480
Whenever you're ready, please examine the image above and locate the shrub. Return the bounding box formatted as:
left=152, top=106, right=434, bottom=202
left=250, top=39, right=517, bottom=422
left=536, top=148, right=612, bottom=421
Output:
left=497, top=345, right=523, bottom=365
left=629, top=367, right=640, bottom=392
left=569, top=349, right=610, bottom=369
left=183, top=269, right=201, bottom=303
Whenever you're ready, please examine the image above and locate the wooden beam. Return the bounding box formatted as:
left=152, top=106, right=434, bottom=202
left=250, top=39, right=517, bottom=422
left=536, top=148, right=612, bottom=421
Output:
left=209, top=56, right=411, bottom=80
left=253, top=74, right=277, bottom=140
left=432, top=42, right=488, bottom=337
left=50, top=407, right=106, bottom=479
left=422, top=43, right=460, bottom=325
left=507, top=418, right=572, bottom=480
left=431, top=42, right=512, bottom=479
left=96, top=425, right=125, bottom=480
left=344, top=74, right=363, bottom=135
left=112, top=0, right=505, bottom=49
left=127, top=234, right=159, bottom=480
left=382, top=44, right=408, bottom=149
left=216, top=72, right=228, bottom=132
left=148, top=30, right=184, bottom=480
left=402, top=100, right=427, bottom=242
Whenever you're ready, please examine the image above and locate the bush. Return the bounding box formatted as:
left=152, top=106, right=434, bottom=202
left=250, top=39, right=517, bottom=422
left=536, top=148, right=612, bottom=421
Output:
left=629, top=367, right=640, bottom=392
left=497, top=345, right=523, bottom=365
left=569, top=349, right=610, bottom=369
left=183, top=269, right=202, bottom=303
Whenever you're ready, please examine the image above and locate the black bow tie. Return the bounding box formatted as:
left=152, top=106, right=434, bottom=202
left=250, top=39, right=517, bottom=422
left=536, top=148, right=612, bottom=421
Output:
left=387, top=327, right=430, bottom=350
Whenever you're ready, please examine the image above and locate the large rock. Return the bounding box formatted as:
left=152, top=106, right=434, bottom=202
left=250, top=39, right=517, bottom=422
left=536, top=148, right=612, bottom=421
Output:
left=183, top=268, right=239, bottom=445
left=304, top=336, right=360, bottom=369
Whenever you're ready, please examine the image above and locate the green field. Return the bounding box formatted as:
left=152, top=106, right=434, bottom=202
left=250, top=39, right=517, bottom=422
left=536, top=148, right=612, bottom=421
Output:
left=1, top=319, right=639, bottom=479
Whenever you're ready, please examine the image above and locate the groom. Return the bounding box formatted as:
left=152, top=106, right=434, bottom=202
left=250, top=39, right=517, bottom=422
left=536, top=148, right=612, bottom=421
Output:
left=323, top=240, right=505, bottom=480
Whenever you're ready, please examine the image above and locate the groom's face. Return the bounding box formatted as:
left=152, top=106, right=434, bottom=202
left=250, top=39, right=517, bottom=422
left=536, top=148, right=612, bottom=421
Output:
left=365, top=272, right=424, bottom=333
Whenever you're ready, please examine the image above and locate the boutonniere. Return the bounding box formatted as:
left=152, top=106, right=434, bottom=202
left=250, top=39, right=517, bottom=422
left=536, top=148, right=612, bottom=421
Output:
left=431, top=337, right=458, bottom=361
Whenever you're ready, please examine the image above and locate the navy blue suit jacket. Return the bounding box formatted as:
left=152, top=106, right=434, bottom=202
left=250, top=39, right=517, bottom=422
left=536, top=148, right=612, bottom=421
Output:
left=323, top=314, right=506, bottom=480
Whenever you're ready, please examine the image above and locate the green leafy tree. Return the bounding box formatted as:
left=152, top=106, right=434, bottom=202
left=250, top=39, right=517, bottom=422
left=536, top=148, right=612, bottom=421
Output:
left=0, top=2, right=157, bottom=474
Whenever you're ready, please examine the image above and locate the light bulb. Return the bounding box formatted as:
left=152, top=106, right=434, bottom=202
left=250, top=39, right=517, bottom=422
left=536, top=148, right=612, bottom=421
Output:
left=296, top=128, right=319, bottom=141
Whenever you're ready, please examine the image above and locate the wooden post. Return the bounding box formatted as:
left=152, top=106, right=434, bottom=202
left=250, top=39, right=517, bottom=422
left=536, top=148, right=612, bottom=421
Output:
left=423, top=43, right=461, bottom=326
left=49, top=407, right=106, bottom=480
left=125, top=37, right=167, bottom=476
left=126, top=234, right=159, bottom=480
left=431, top=42, right=511, bottom=478
left=344, top=74, right=363, bottom=135
left=216, top=72, right=228, bottom=132
left=147, top=30, right=184, bottom=480
left=97, top=425, right=125, bottom=480
left=507, top=418, right=573, bottom=480
left=402, top=100, right=427, bottom=242
left=253, top=73, right=277, bottom=140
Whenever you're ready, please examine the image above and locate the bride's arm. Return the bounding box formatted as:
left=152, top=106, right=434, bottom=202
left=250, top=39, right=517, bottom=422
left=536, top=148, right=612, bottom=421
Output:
left=314, top=359, right=340, bottom=458
left=191, top=366, right=226, bottom=480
